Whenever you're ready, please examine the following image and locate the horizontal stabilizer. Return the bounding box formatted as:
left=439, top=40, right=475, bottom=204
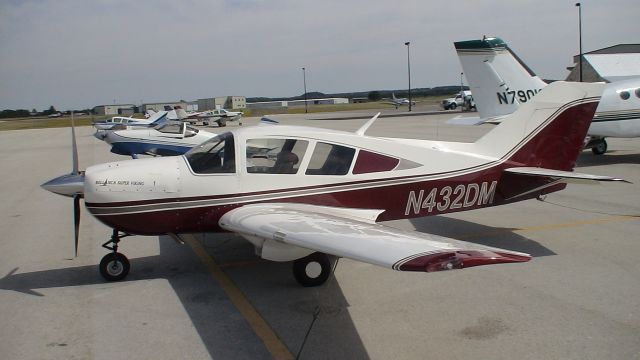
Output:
left=504, top=167, right=630, bottom=183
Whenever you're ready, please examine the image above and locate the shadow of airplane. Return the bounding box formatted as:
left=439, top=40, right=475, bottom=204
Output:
left=409, top=216, right=556, bottom=257
left=0, top=234, right=371, bottom=359
left=577, top=151, right=640, bottom=167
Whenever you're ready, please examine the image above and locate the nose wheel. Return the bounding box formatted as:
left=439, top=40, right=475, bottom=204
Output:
left=99, top=229, right=131, bottom=281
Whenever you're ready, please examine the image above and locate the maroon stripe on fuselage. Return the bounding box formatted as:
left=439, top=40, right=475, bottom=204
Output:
left=91, top=163, right=556, bottom=235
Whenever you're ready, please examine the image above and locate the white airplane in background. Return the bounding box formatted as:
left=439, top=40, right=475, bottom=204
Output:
left=455, top=36, right=640, bottom=155
left=169, top=106, right=241, bottom=127
left=384, top=93, right=416, bottom=109
left=93, top=111, right=169, bottom=130
left=42, top=81, right=626, bottom=287
left=95, top=121, right=217, bottom=158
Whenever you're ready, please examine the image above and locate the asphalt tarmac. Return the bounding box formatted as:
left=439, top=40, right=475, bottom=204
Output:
left=1, top=111, right=639, bottom=360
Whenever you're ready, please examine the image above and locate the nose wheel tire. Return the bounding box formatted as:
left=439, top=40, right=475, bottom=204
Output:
left=293, top=252, right=331, bottom=287
left=99, top=253, right=130, bottom=281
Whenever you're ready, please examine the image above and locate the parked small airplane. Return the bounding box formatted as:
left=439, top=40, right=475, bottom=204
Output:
left=197, top=108, right=243, bottom=127
left=42, top=81, right=625, bottom=287
left=384, top=93, right=416, bottom=109
left=93, top=111, right=169, bottom=130
left=455, top=36, right=640, bottom=154
left=95, top=121, right=217, bottom=158
left=168, top=106, right=241, bottom=127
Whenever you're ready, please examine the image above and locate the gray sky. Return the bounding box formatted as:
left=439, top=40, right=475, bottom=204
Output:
left=1, top=0, right=638, bottom=111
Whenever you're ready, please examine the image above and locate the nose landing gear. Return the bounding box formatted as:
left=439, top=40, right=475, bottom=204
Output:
left=99, top=229, right=131, bottom=281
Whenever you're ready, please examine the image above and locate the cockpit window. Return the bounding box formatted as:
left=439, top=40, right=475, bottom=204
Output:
left=184, top=125, right=199, bottom=137
left=156, top=123, right=183, bottom=134
left=306, top=142, right=355, bottom=175
left=185, top=133, right=235, bottom=173
left=246, top=138, right=308, bottom=174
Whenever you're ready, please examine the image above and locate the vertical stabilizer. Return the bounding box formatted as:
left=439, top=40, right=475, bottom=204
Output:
left=455, top=37, right=547, bottom=120
left=474, top=81, right=603, bottom=171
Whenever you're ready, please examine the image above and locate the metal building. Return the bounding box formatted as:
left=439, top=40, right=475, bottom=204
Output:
left=92, top=104, right=136, bottom=116
left=566, top=44, right=640, bottom=82
left=197, top=96, right=246, bottom=111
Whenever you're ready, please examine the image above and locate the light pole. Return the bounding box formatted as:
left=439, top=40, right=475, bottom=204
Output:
left=302, top=67, right=308, bottom=113
left=405, top=42, right=412, bottom=112
left=575, top=2, right=583, bottom=82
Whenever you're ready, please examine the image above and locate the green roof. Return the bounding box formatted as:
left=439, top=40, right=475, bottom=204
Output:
left=454, top=37, right=506, bottom=50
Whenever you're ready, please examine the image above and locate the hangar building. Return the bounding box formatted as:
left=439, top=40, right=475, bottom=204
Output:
left=566, top=44, right=640, bottom=82
left=93, top=104, right=136, bottom=116
left=198, top=96, right=246, bottom=111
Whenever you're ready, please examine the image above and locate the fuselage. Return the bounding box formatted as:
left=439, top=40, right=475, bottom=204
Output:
left=97, top=123, right=216, bottom=156
left=590, top=78, right=640, bottom=137
left=82, top=100, right=592, bottom=236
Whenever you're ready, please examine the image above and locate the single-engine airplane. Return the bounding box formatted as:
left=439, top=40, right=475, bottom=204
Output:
left=93, top=111, right=169, bottom=130
left=95, top=121, right=217, bottom=158
left=384, top=93, right=417, bottom=109
left=42, top=81, right=626, bottom=287
left=455, top=36, right=640, bottom=154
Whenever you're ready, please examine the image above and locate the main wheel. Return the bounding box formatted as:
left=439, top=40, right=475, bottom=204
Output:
left=591, top=139, right=607, bottom=155
left=218, top=119, right=227, bottom=127
left=449, top=103, right=457, bottom=110
left=292, top=252, right=331, bottom=287
left=99, top=253, right=130, bottom=281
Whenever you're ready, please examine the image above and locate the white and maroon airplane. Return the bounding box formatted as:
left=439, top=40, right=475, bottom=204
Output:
left=42, top=81, right=625, bottom=287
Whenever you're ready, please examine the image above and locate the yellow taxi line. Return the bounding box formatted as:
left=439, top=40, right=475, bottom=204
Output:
left=185, top=236, right=294, bottom=360
left=457, top=214, right=638, bottom=239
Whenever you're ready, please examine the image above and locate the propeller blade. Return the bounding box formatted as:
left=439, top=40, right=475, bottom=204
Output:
left=71, top=112, right=79, bottom=175
left=73, top=194, right=80, bottom=257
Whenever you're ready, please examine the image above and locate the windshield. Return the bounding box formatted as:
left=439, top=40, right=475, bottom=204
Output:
left=185, top=132, right=235, bottom=173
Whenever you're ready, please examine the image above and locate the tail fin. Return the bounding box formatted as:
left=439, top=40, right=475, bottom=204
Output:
left=474, top=81, right=603, bottom=171
left=455, top=37, right=547, bottom=120
left=173, top=106, right=189, bottom=120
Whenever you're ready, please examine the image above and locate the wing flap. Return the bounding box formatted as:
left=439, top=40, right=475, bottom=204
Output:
left=219, top=203, right=530, bottom=272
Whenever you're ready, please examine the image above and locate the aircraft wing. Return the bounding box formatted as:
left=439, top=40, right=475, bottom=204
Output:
left=219, top=203, right=530, bottom=272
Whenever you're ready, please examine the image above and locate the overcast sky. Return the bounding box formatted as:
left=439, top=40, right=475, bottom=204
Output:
left=0, top=0, right=638, bottom=111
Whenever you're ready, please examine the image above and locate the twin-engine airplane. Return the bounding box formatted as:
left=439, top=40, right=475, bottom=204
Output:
left=455, top=36, right=640, bottom=154
left=42, top=81, right=626, bottom=287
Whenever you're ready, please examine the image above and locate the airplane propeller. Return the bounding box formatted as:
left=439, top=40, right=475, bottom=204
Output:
left=71, top=112, right=81, bottom=257
left=41, top=112, right=85, bottom=257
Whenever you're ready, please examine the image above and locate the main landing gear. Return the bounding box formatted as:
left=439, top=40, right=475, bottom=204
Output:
left=585, top=136, right=608, bottom=155
left=99, top=229, right=131, bottom=281
left=292, top=252, right=332, bottom=287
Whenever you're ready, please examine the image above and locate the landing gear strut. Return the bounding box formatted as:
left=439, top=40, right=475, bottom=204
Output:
left=292, top=252, right=332, bottom=287
left=99, top=229, right=131, bottom=281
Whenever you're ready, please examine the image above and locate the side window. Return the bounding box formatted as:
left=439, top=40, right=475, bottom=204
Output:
left=306, top=142, right=355, bottom=175
left=184, top=125, right=199, bottom=138
left=353, top=150, right=399, bottom=174
left=246, top=138, right=308, bottom=174
left=185, top=133, right=235, bottom=174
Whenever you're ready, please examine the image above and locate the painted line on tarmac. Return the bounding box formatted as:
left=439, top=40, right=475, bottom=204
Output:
left=185, top=236, right=294, bottom=360
left=457, top=214, right=638, bottom=239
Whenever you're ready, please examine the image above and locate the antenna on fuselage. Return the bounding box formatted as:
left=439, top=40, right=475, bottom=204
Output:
left=354, top=112, right=381, bottom=136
